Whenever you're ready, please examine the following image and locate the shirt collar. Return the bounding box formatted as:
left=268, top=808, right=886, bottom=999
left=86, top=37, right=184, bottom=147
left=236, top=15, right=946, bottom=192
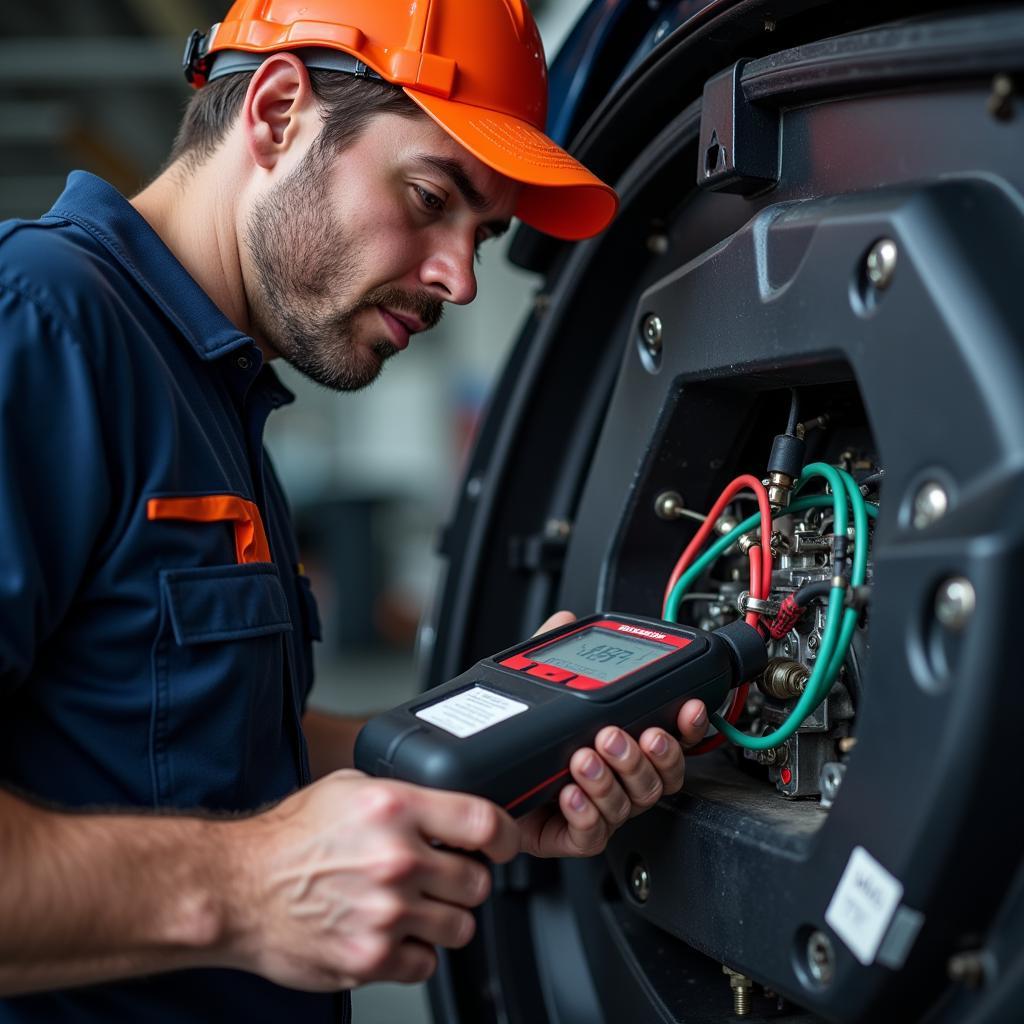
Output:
left=45, top=171, right=256, bottom=364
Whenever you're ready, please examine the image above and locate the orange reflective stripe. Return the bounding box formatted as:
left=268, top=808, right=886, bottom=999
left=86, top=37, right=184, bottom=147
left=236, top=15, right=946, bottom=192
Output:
left=147, top=495, right=272, bottom=565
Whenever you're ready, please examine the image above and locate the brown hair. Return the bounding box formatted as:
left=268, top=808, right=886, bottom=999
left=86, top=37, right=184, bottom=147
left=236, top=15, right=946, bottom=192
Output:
left=168, top=68, right=422, bottom=170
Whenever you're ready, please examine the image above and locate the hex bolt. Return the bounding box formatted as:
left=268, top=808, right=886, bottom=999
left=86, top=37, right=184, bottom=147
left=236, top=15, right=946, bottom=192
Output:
left=629, top=861, right=650, bottom=903
left=935, top=577, right=976, bottom=631
left=912, top=481, right=949, bottom=529
left=641, top=313, right=663, bottom=356
left=807, top=930, right=836, bottom=986
left=948, top=950, right=987, bottom=988
left=988, top=74, right=1015, bottom=121
left=722, top=966, right=753, bottom=1016
left=865, top=239, right=898, bottom=290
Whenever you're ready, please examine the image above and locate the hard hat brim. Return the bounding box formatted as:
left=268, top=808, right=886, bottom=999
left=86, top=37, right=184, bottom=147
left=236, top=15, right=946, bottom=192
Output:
left=404, top=89, right=619, bottom=242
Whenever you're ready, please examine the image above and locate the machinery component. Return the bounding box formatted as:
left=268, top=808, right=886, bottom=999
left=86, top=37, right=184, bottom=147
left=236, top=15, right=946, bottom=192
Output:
left=722, top=965, right=754, bottom=1017
left=640, top=312, right=663, bottom=356
left=935, top=577, right=976, bottom=631
left=806, top=931, right=837, bottom=987
left=759, top=658, right=811, bottom=699
left=912, top=480, right=949, bottom=529
left=424, top=4, right=1024, bottom=1023
left=629, top=859, right=651, bottom=903
left=819, top=761, right=847, bottom=810
left=653, top=490, right=706, bottom=523
left=864, top=238, right=899, bottom=290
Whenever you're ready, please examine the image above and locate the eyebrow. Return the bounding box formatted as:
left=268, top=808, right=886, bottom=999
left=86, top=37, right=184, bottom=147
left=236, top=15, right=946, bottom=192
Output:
left=414, top=155, right=512, bottom=238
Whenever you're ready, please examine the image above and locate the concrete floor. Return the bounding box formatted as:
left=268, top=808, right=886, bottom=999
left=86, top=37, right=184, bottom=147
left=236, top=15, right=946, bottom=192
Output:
left=308, top=647, right=433, bottom=1024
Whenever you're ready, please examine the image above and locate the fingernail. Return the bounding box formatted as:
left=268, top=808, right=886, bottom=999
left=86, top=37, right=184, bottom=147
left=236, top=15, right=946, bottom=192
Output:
left=603, top=731, right=628, bottom=758
left=650, top=733, right=669, bottom=756
left=581, top=756, right=603, bottom=779
left=569, top=788, right=587, bottom=812
left=692, top=707, right=708, bottom=727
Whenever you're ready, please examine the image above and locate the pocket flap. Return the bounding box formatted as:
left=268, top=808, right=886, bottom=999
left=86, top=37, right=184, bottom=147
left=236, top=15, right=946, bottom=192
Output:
left=161, top=564, right=293, bottom=646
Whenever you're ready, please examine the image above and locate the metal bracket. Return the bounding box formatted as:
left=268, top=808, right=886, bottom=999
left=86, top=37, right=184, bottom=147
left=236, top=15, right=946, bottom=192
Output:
left=697, top=60, right=780, bottom=194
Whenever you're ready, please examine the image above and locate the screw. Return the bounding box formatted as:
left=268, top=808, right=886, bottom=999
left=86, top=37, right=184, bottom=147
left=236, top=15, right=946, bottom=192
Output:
left=865, top=239, right=898, bottom=290
left=629, top=861, right=650, bottom=903
left=465, top=476, right=483, bottom=499
left=641, top=314, right=663, bottom=355
left=988, top=74, right=1015, bottom=121
left=722, top=966, right=753, bottom=1016
left=647, top=233, right=669, bottom=254
left=544, top=518, right=572, bottom=541
left=912, top=481, right=948, bottom=529
left=935, top=577, right=976, bottom=631
left=807, top=633, right=820, bottom=652
left=763, top=16, right=777, bottom=31
left=838, top=736, right=858, bottom=754
left=948, top=950, right=987, bottom=988
left=807, top=931, right=836, bottom=986
left=819, top=762, right=846, bottom=804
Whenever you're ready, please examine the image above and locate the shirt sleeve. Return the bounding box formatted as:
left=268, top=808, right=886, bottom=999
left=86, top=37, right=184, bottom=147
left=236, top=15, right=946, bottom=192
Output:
left=0, top=282, right=111, bottom=693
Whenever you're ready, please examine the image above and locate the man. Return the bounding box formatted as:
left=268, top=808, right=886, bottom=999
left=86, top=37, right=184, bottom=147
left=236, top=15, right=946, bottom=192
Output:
left=0, top=1, right=709, bottom=1020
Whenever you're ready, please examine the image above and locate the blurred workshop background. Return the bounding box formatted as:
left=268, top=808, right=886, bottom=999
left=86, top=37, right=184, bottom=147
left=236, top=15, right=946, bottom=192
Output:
left=1, top=1, right=591, bottom=1019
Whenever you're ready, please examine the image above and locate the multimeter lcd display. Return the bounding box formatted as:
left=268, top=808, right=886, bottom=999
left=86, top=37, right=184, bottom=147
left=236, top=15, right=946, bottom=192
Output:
left=526, top=627, right=671, bottom=683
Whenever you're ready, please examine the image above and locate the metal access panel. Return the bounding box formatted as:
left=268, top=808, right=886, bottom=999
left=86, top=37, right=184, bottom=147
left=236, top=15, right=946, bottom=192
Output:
left=423, top=4, right=1024, bottom=1022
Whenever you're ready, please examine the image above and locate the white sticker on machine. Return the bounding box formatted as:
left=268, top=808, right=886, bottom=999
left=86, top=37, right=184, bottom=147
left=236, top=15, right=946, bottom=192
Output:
left=825, top=846, right=905, bottom=965
left=416, top=686, right=529, bottom=739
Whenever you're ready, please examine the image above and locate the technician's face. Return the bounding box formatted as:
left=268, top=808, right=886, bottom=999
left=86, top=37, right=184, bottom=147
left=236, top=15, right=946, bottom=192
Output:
left=245, top=112, right=519, bottom=391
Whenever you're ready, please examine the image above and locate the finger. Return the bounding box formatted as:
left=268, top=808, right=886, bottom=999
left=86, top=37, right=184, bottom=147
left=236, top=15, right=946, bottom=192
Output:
left=531, top=609, right=576, bottom=638
left=594, top=727, right=664, bottom=814
left=638, top=727, right=685, bottom=796
left=568, top=745, right=633, bottom=830
left=409, top=787, right=519, bottom=864
left=417, top=846, right=493, bottom=909
left=399, top=896, right=478, bottom=950
left=676, top=699, right=709, bottom=747
left=358, top=937, right=439, bottom=985
left=558, top=783, right=610, bottom=857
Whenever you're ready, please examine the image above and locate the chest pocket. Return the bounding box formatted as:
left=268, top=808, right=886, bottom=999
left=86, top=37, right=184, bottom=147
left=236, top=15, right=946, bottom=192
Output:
left=150, top=563, right=296, bottom=811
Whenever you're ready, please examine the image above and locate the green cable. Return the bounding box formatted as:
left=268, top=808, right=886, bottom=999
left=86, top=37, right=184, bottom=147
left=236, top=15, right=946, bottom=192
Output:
left=664, top=465, right=875, bottom=750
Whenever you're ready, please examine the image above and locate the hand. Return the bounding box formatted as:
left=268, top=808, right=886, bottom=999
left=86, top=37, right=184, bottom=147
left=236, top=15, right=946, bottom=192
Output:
left=517, top=611, right=709, bottom=859
left=220, top=771, right=519, bottom=990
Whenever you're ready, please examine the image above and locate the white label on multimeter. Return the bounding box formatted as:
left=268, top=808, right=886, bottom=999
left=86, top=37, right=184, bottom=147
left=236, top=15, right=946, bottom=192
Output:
left=416, top=686, right=529, bottom=738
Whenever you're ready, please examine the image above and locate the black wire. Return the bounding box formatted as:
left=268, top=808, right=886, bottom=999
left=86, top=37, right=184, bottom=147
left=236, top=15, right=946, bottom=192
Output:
left=859, top=470, right=885, bottom=490
left=785, top=388, right=800, bottom=435
left=793, top=580, right=832, bottom=607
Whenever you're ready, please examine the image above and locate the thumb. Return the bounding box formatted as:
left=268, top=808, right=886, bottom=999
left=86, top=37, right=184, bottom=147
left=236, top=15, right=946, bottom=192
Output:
left=532, top=609, right=576, bottom=638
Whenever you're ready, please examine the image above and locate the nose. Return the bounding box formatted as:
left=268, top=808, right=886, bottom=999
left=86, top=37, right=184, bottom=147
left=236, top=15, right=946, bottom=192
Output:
left=419, top=231, right=478, bottom=306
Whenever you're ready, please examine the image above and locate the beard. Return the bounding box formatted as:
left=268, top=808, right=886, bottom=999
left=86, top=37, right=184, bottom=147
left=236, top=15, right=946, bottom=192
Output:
left=244, top=143, right=443, bottom=391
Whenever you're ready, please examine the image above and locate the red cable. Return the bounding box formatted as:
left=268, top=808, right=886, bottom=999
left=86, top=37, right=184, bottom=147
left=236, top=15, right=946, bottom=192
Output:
left=661, top=474, right=772, bottom=611
left=665, top=480, right=772, bottom=757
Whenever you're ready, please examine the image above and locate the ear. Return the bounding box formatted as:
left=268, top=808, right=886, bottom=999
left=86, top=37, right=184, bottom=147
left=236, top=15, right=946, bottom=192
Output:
left=242, top=53, right=316, bottom=170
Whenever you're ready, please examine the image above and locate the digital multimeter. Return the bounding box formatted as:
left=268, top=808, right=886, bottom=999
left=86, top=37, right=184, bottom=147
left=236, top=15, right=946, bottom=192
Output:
left=354, top=613, right=767, bottom=817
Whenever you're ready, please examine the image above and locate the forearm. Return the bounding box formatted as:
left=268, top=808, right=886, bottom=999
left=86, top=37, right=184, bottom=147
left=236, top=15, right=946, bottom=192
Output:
left=0, top=788, right=239, bottom=996
left=302, top=708, right=369, bottom=778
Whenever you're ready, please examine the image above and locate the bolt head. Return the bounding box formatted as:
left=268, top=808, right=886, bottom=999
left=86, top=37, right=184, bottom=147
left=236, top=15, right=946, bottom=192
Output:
left=866, top=239, right=898, bottom=289
left=807, top=931, right=836, bottom=986
left=913, top=481, right=949, bottom=529
left=629, top=861, right=650, bottom=902
left=641, top=314, right=663, bottom=354
left=935, top=577, right=976, bottom=631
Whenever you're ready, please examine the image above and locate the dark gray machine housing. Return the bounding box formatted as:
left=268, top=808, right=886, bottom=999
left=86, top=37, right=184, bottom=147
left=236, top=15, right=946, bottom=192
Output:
left=421, top=3, right=1024, bottom=1022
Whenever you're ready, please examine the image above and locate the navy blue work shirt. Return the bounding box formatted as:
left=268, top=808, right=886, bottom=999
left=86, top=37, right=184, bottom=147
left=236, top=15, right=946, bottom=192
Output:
left=0, top=172, right=347, bottom=1023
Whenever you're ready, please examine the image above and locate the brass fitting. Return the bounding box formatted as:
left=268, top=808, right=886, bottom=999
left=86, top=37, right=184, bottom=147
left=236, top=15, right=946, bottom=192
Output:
left=722, top=965, right=753, bottom=1016
left=759, top=658, right=810, bottom=700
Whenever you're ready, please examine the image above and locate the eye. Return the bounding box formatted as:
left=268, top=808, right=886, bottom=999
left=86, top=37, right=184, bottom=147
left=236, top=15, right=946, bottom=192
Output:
left=414, top=184, right=446, bottom=213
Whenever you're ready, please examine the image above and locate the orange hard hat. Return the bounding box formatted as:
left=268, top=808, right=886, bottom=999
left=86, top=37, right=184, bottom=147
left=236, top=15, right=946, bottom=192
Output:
left=183, top=0, right=618, bottom=240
